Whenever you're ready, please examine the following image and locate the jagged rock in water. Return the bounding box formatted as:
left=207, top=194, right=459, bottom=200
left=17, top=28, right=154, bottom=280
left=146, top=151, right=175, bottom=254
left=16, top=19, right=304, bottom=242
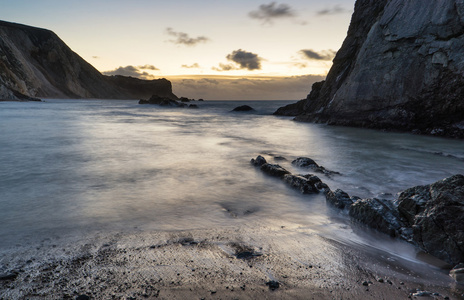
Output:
left=292, top=157, right=340, bottom=177
left=260, top=163, right=291, bottom=178
left=326, top=189, right=354, bottom=209
left=396, top=174, right=464, bottom=265
left=349, top=198, right=408, bottom=238
left=250, top=155, right=267, bottom=167
left=274, top=0, right=464, bottom=138
left=0, top=20, right=176, bottom=100
left=282, top=174, right=320, bottom=194
left=292, top=157, right=318, bottom=168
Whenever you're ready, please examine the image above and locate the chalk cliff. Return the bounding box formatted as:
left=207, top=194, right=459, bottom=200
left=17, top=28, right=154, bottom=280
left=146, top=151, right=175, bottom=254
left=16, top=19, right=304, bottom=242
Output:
left=275, top=0, right=464, bottom=138
left=0, top=20, right=176, bottom=100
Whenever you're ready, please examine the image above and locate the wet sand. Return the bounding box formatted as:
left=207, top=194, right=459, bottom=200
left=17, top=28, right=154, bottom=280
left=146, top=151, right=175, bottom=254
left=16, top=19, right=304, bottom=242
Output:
left=1, top=220, right=462, bottom=299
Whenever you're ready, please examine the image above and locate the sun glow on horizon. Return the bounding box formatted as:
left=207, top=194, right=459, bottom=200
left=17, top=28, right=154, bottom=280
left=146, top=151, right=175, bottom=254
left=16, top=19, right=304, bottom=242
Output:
left=0, top=0, right=354, bottom=99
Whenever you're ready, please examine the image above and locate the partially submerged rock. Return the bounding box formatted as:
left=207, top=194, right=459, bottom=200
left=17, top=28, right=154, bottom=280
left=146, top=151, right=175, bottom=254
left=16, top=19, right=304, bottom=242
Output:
left=232, top=105, right=254, bottom=112
left=326, top=189, right=354, bottom=209
left=250, top=155, right=267, bottom=167
left=139, top=95, right=193, bottom=108
left=292, top=157, right=341, bottom=177
left=251, top=156, right=328, bottom=195
left=349, top=198, right=409, bottom=238
left=260, top=163, right=291, bottom=178
left=396, top=174, right=464, bottom=265
left=283, top=174, right=322, bottom=194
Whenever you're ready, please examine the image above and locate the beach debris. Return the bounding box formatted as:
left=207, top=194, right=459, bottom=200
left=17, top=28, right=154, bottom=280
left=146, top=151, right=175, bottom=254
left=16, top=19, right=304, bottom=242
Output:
left=266, top=280, right=280, bottom=290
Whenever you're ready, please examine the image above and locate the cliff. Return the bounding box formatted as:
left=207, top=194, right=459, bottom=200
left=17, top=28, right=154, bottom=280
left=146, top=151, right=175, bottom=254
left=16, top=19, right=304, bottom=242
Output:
left=275, top=0, right=464, bottom=138
left=0, top=20, right=176, bottom=100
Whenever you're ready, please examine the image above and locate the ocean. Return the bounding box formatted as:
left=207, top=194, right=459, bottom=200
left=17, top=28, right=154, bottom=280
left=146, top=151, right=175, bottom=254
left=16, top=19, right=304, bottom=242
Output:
left=1, top=99, right=463, bottom=253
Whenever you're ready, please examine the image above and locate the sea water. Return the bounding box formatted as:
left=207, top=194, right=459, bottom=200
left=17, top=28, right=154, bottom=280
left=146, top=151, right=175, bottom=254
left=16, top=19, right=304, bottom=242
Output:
left=1, top=99, right=463, bottom=254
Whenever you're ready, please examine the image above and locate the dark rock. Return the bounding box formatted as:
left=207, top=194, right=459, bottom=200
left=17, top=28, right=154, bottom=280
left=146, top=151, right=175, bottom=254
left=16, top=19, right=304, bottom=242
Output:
left=250, top=155, right=267, bottom=167
left=450, top=263, right=464, bottom=283
left=232, top=105, right=254, bottom=112
left=260, top=163, right=291, bottom=178
left=0, top=272, right=18, bottom=281
left=292, top=157, right=341, bottom=177
left=326, top=189, right=354, bottom=209
left=266, top=280, right=280, bottom=290
left=198, top=98, right=204, bottom=101
left=292, top=157, right=318, bottom=168
left=231, top=243, right=262, bottom=259
left=349, top=198, right=408, bottom=238
left=179, top=97, right=190, bottom=102
left=283, top=174, right=321, bottom=194
left=273, top=98, right=307, bottom=116
left=140, top=95, right=188, bottom=107
left=397, top=174, right=464, bottom=265
left=188, top=104, right=199, bottom=109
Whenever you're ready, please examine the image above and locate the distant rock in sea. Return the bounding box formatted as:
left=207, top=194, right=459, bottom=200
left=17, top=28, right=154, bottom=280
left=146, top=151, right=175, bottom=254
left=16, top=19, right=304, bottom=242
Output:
left=274, top=0, right=464, bottom=138
left=0, top=20, right=177, bottom=101
left=232, top=105, right=254, bottom=112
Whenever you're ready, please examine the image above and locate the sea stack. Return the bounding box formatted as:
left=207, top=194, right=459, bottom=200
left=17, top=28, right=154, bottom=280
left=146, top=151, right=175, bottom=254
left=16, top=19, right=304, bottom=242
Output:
left=275, top=0, right=464, bottom=138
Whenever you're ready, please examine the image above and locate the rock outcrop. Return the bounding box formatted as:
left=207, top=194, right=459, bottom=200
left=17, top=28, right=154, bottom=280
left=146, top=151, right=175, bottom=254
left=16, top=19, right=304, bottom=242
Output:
left=336, top=175, right=464, bottom=267
left=396, top=174, right=464, bottom=266
left=0, top=20, right=176, bottom=100
left=275, top=0, right=464, bottom=138
left=250, top=155, right=328, bottom=194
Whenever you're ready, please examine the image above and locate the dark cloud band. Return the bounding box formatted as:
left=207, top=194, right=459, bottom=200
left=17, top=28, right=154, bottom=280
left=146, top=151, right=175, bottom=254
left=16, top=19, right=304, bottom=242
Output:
left=249, top=2, right=295, bottom=23
left=300, top=49, right=336, bottom=61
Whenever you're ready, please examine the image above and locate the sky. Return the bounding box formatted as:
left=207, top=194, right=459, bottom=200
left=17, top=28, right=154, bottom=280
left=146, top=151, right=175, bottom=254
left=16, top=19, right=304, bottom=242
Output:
left=0, top=0, right=355, bottom=100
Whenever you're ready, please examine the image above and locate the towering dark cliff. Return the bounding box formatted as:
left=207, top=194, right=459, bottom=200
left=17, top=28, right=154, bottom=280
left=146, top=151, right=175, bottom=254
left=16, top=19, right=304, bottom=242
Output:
left=275, top=0, right=464, bottom=138
left=0, top=20, right=176, bottom=100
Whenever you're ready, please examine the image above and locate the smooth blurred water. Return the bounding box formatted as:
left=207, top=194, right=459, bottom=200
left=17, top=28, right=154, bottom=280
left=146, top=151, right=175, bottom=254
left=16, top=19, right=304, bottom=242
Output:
left=1, top=99, right=463, bottom=250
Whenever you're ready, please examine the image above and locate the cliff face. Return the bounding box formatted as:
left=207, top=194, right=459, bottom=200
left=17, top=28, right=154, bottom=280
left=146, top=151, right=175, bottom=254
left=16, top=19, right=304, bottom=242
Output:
left=0, top=20, right=176, bottom=100
left=276, top=0, right=464, bottom=137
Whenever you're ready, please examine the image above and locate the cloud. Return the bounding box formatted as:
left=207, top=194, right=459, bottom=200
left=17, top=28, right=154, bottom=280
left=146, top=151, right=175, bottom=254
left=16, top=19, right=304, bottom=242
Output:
left=300, top=49, right=336, bottom=61
left=316, top=5, right=349, bottom=16
left=212, top=63, right=239, bottom=72
left=181, top=63, right=200, bottom=69
left=168, top=74, right=326, bottom=100
left=165, top=28, right=210, bottom=46
left=227, top=49, right=262, bottom=70
left=139, top=64, right=159, bottom=70
left=102, top=65, right=159, bottom=79
left=249, top=2, right=295, bottom=24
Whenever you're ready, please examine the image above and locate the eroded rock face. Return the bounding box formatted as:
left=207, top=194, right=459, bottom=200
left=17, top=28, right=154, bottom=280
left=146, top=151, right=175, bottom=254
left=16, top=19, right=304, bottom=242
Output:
left=283, top=174, right=325, bottom=194
left=275, top=0, right=464, bottom=138
left=292, top=157, right=341, bottom=177
left=0, top=21, right=176, bottom=100
left=326, top=189, right=354, bottom=209
left=349, top=197, right=408, bottom=238
left=397, top=174, right=464, bottom=265
left=260, top=163, right=291, bottom=178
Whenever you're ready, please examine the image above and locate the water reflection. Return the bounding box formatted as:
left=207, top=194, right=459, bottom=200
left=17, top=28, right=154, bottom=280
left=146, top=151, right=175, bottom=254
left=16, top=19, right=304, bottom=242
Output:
left=0, top=99, right=463, bottom=251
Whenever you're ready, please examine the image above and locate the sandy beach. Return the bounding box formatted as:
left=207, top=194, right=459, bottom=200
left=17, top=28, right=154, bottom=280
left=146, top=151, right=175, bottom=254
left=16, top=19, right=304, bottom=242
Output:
left=1, top=218, right=462, bottom=300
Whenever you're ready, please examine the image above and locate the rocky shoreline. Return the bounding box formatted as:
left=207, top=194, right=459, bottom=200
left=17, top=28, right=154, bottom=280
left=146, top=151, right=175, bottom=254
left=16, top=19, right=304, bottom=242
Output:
left=250, top=155, right=464, bottom=281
